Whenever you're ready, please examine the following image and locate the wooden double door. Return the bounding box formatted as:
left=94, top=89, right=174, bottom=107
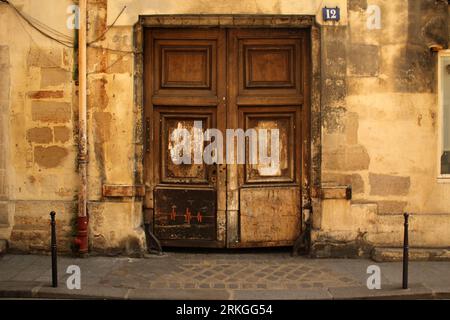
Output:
left=144, top=28, right=310, bottom=248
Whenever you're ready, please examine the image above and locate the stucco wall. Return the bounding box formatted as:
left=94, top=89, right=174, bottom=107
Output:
left=0, top=0, right=77, bottom=252
left=0, top=0, right=145, bottom=254
left=314, top=0, right=450, bottom=256
left=0, top=0, right=449, bottom=256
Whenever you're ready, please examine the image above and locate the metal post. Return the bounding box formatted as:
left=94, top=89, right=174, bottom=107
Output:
left=50, top=211, right=58, bottom=288
left=402, top=212, right=409, bottom=289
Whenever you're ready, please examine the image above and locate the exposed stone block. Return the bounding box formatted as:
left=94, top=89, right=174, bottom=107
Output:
left=323, top=78, right=346, bottom=108
left=321, top=185, right=352, bottom=200
left=27, top=47, right=62, bottom=68
left=323, top=145, right=370, bottom=171
left=0, top=46, right=9, bottom=65
left=9, top=229, right=49, bottom=252
left=13, top=200, right=76, bottom=220
left=0, top=202, right=9, bottom=225
left=377, top=200, right=408, bottom=214
left=311, top=234, right=373, bottom=259
left=88, top=78, right=109, bottom=110
left=345, top=112, right=359, bottom=145
left=31, top=101, right=71, bottom=123
left=408, top=0, right=448, bottom=49
left=0, top=146, right=4, bottom=169
left=322, top=27, right=348, bottom=79
left=54, top=126, right=71, bottom=143
left=26, top=127, right=53, bottom=144
left=0, top=45, right=10, bottom=105
left=394, top=44, right=436, bottom=93
left=34, top=146, right=69, bottom=168
left=40, top=68, right=71, bottom=87
left=28, top=90, right=64, bottom=99
left=107, top=53, right=133, bottom=74
left=323, top=173, right=364, bottom=194
left=391, top=1, right=447, bottom=93
left=9, top=200, right=75, bottom=253
left=369, top=173, right=411, bottom=196
left=93, top=112, right=112, bottom=143
left=324, top=43, right=347, bottom=78
left=347, top=44, right=380, bottom=77
left=0, top=171, right=6, bottom=199
left=323, top=107, right=346, bottom=134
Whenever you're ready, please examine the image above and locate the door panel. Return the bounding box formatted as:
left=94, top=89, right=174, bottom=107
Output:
left=144, top=29, right=227, bottom=247
left=160, top=114, right=212, bottom=184
left=239, top=38, right=304, bottom=97
left=154, top=39, right=217, bottom=95
left=154, top=188, right=216, bottom=241
left=240, top=187, right=301, bottom=245
left=241, top=110, right=296, bottom=184
left=228, top=29, right=309, bottom=247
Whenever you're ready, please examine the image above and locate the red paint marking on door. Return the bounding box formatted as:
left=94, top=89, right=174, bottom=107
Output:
left=171, top=206, right=177, bottom=221
left=185, top=208, right=192, bottom=224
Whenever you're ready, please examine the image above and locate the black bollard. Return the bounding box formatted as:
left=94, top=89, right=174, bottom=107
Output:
left=402, top=212, right=409, bottom=289
left=50, top=211, right=58, bottom=288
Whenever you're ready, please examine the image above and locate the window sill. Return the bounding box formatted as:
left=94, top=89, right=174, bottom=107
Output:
left=437, top=176, right=450, bottom=183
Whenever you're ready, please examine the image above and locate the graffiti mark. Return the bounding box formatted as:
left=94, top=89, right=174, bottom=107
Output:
left=185, top=208, right=192, bottom=224
left=170, top=205, right=177, bottom=221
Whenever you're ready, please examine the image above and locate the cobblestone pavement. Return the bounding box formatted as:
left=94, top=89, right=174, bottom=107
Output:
left=1, top=250, right=450, bottom=299
left=102, top=253, right=359, bottom=290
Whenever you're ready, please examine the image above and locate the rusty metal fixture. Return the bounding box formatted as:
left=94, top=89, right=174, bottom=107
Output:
left=402, top=212, right=409, bottom=289
left=50, top=211, right=58, bottom=288
left=75, top=0, right=89, bottom=255
left=144, top=223, right=163, bottom=255
left=143, top=208, right=163, bottom=255
left=292, top=202, right=312, bottom=256
left=74, top=216, right=89, bottom=255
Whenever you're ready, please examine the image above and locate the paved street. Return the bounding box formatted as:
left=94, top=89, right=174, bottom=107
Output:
left=1, top=250, right=450, bottom=299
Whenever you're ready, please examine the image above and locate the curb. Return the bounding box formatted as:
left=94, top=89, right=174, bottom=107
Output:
left=1, top=281, right=449, bottom=300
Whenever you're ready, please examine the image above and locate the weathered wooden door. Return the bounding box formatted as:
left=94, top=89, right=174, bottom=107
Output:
left=144, top=28, right=309, bottom=248
left=144, top=29, right=227, bottom=247
left=227, top=29, right=309, bottom=247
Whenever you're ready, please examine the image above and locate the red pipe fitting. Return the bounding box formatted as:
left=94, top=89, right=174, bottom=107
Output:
left=74, top=216, right=88, bottom=254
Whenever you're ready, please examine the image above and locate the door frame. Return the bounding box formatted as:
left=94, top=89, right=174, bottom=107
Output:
left=134, top=15, right=321, bottom=248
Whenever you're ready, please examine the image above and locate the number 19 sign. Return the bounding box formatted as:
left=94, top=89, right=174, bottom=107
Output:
left=323, top=6, right=340, bottom=22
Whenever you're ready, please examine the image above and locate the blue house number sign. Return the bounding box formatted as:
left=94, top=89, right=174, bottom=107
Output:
left=323, top=7, right=340, bottom=21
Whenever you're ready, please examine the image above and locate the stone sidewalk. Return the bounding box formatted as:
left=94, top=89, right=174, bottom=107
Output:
left=1, top=250, right=450, bottom=299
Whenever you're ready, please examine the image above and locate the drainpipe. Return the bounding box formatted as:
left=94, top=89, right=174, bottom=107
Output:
left=74, top=0, right=89, bottom=255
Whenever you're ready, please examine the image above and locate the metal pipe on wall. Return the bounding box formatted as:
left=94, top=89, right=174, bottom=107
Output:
left=74, top=0, right=89, bottom=255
